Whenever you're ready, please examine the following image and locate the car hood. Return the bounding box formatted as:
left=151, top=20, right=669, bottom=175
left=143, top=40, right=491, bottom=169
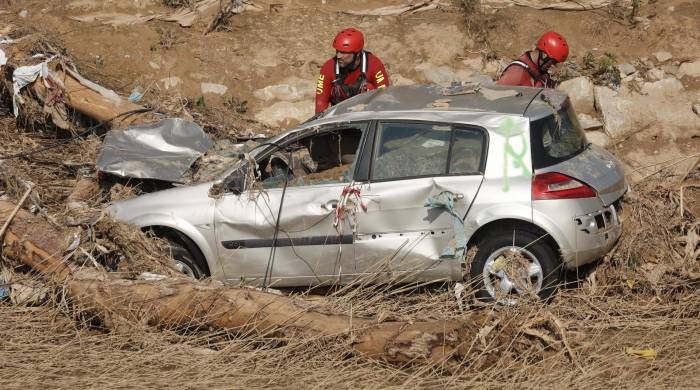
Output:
left=537, top=144, right=628, bottom=206
left=107, top=181, right=215, bottom=223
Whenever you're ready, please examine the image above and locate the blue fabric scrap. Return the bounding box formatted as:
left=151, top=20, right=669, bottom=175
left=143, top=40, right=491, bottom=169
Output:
left=424, top=191, right=467, bottom=259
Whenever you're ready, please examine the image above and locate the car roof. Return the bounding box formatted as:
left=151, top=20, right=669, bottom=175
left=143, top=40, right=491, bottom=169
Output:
left=317, top=83, right=568, bottom=121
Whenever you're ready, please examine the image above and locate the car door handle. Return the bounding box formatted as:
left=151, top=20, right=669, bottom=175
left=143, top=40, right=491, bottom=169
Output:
left=321, top=200, right=338, bottom=210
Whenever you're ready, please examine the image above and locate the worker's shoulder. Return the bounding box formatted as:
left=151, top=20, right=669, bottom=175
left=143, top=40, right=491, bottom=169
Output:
left=365, top=51, right=385, bottom=65
left=319, top=57, right=335, bottom=74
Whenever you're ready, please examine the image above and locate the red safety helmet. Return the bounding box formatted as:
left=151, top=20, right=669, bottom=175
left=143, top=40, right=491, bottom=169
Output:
left=537, top=31, right=569, bottom=63
left=333, top=28, right=364, bottom=53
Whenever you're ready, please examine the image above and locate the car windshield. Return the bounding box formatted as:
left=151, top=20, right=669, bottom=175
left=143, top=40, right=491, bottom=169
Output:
left=529, top=104, right=586, bottom=169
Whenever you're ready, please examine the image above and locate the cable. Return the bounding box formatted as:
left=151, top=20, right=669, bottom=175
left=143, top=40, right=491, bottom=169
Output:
left=0, top=108, right=153, bottom=160
left=262, top=145, right=294, bottom=290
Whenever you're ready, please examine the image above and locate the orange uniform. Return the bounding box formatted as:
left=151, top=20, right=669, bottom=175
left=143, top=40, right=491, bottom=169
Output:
left=315, top=51, right=390, bottom=113
left=497, top=52, right=555, bottom=88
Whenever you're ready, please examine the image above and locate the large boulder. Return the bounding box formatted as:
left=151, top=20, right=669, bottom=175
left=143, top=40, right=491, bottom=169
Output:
left=594, top=81, right=697, bottom=139
left=254, top=101, right=314, bottom=127
left=594, top=86, right=636, bottom=139
left=558, top=76, right=595, bottom=114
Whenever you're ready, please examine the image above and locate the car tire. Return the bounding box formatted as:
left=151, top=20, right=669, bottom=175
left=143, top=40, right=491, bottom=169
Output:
left=469, top=229, right=561, bottom=304
left=166, top=241, right=207, bottom=279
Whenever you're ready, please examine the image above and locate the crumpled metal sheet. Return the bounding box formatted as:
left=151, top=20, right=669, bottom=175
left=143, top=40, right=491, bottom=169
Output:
left=425, top=191, right=467, bottom=259
left=97, top=118, right=214, bottom=183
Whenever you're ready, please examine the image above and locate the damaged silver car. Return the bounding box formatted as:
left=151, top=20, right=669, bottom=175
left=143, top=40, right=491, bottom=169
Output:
left=108, top=84, right=628, bottom=302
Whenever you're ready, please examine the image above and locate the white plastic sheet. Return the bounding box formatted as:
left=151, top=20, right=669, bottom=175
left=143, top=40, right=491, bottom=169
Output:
left=11, top=57, right=55, bottom=117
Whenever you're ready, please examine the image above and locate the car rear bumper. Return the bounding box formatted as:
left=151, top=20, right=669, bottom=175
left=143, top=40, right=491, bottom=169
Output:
left=533, top=197, right=624, bottom=269
left=565, top=200, right=623, bottom=268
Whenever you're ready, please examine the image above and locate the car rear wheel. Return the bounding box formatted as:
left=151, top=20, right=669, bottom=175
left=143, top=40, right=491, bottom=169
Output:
left=470, top=229, right=561, bottom=304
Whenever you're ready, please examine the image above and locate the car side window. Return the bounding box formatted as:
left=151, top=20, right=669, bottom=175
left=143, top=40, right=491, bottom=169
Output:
left=449, top=127, right=486, bottom=175
left=258, top=123, right=368, bottom=188
left=372, top=122, right=451, bottom=180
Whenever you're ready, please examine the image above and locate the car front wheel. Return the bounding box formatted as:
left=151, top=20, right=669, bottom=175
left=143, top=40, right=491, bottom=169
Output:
left=469, top=229, right=561, bottom=304
left=167, top=241, right=206, bottom=279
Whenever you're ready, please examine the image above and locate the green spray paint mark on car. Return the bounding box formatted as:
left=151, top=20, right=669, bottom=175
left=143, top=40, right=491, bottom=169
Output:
left=500, top=117, right=531, bottom=192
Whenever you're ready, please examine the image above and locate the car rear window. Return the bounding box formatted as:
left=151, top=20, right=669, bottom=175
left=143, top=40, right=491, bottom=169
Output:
left=530, top=104, right=586, bottom=169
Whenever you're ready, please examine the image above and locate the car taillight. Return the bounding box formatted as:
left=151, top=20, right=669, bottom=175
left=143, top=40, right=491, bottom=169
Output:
left=532, top=172, right=596, bottom=200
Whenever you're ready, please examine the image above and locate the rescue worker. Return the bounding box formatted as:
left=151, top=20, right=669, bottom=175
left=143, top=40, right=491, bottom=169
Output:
left=497, top=31, right=569, bottom=88
left=315, top=28, right=390, bottom=114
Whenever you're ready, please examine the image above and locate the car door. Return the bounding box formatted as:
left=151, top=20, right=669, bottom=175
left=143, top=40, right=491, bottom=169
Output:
left=213, top=122, right=368, bottom=287
left=349, top=120, right=487, bottom=281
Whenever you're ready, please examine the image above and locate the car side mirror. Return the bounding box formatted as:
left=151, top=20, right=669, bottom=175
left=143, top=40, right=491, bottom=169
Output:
left=209, top=166, right=247, bottom=198
left=226, top=172, right=245, bottom=195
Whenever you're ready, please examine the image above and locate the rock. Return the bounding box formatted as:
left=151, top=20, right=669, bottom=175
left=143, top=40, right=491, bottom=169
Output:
left=417, top=64, right=457, bottom=84
left=661, top=63, right=679, bottom=76
left=577, top=113, right=603, bottom=130
left=160, top=76, right=181, bottom=90
left=693, top=103, right=700, bottom=117
left=622, top=72, right=638, bottom=83
left=585, top=130, right=610, bottom=148
left=253, top=77, right=313, bottom=102
left=646, top=68, right=666, bottom=81
left=617, top=63, right=636, bottom=76
left=558, top=76, right=595, bottom=114
left=678, top=60, right=700, bottom=78
left=653, top=51, right=672, bottom=63
left=467, top=73, right=495, bottom=86
left=254, top=101, right=314, bottom=127
left=640, top=57, right=654, bottom=68
left=148, top=61, right=160, bottom=70
left=18, top=10, right=28, bottom=18
left=594, top=86, right=636, bottom=138
left=201, top=83, right=228, bottom=95
left=640, top=78, right=683, bottom=96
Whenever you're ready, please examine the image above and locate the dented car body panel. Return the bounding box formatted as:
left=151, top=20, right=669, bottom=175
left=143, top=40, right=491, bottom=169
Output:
left=108, top=84, right=628, bottom=286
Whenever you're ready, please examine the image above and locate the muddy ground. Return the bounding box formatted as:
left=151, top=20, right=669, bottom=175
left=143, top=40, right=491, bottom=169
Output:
left=0, top=0, right=699, bottom=388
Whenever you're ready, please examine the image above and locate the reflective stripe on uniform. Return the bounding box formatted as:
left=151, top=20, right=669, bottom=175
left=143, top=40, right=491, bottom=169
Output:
left=316, top=74, right=325, bottom=95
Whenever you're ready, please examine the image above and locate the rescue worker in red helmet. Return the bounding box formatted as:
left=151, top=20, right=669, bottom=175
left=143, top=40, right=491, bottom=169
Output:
left=497, top=31, right=569, bottom=88
left=315, top=28, right=390, bottom=113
